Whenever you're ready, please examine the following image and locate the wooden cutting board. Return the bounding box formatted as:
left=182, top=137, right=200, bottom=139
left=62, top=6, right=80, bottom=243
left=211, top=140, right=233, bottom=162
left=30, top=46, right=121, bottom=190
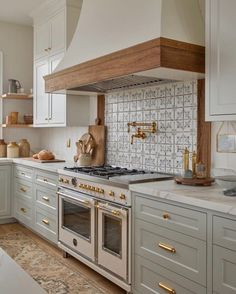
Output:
left=24, top=158, right=65, bottom=163
left=88, top=125, right=106, bottom=166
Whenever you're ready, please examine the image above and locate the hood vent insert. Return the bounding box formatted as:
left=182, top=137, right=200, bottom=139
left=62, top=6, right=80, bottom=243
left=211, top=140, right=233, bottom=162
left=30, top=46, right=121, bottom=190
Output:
left=70, top=75, right=174, bottom=93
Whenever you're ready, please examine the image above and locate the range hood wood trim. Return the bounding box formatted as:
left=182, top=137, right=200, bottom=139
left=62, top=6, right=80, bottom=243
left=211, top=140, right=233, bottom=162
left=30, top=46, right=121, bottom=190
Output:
left=44, top=37, right=205, bottom=93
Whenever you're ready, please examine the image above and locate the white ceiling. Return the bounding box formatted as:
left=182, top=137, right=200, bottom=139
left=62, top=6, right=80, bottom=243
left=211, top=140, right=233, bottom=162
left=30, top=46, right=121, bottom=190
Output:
left=0, top=0, right=45, bottom=26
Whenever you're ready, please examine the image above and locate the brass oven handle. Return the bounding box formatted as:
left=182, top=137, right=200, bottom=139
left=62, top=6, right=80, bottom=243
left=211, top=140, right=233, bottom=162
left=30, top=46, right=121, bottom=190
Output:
left=158, top=242, right=176, bottom=253
left=96, top=205, right=121, bottom=216
left=20, top=187, right=27, bottom=193
left=42, top=196, right=50, bottom=202
left=57, top=191, right=90, bottom=206
left=158, top=282, right=176, bottom=294
left=20, top=207, right=26, bottom=213
left=42, top=219, right=49, bottom=225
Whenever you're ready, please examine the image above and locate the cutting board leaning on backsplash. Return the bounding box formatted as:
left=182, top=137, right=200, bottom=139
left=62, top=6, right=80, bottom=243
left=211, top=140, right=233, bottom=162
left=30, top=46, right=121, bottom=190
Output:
left=89, top=124, right=106, bottom=166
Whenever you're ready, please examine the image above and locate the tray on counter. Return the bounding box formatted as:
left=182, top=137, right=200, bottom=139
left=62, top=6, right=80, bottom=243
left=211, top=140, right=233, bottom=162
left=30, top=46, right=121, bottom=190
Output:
left=24, top=157, right=65, bottom=163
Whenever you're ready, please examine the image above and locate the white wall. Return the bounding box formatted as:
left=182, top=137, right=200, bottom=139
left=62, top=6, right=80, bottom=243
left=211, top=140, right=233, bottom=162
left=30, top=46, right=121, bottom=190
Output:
left=211, top=122, right=236, bottom=170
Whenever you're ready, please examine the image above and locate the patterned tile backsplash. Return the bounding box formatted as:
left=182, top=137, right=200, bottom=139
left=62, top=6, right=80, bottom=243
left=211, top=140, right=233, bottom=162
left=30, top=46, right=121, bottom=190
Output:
left=105, top=81, right=198, bottom=174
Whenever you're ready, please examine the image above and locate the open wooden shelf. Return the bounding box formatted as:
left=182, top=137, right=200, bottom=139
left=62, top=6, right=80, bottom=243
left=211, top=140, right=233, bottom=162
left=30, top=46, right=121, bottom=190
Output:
left=1, top=124, right=34, bottom=128
left=1, top=94, right=33, bottom=100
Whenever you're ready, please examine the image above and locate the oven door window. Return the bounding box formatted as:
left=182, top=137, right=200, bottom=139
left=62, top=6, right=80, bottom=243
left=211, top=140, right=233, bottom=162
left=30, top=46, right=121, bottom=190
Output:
left=103, top=214, right=122, bottom=257
left=62, top=198, right=91, bottom=241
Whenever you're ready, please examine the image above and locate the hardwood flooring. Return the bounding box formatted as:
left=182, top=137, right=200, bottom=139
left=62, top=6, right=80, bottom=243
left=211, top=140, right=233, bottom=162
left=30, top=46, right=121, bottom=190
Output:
left=0, top=223, right=126, bottom=294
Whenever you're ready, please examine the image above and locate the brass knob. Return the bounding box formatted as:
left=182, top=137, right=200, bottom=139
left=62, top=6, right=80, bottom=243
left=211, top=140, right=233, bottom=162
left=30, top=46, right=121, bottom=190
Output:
left=79, top=183, right=83, bottom=188
left=120, top=193, right=126, bottom=200
left=43, top=178, right=48, bottom=182
left=91, top=186, right=96, bottom=191
left=59, top=177, right=63, bottom=182
left=20, top=207, right=26, bottom=213
left=42, top=219, right=49, bottom=225
left=42, top=196, right=49, bottom=202
left=84, top=185, right=89, bottom=190
left=95, top=187, right=100, bottom=192
left=109, top=191, right=115, bottom=197
left=99, top=188, right=104, bottom=194
left=63, top=179, right=69, bottom=184
left=163, top=213, right=170, bottom=220
left=88, top=185, right=92, bottom=190
left=20, top=187, right=27, bottom=193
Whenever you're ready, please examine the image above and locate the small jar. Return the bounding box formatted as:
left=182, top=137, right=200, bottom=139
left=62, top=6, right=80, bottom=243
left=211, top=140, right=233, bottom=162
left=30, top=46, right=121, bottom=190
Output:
left=18, top=139, right=30, bottom=157
left=0, top=139, right=7, bottom=157
left=10, top=112, right=18, bottom=124
left=7, top=142, right=19, bottom=158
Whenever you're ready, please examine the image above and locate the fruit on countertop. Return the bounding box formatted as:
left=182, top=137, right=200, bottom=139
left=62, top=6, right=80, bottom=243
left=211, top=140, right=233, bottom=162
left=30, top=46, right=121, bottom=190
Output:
left=33, top=150, right=55, bottom=160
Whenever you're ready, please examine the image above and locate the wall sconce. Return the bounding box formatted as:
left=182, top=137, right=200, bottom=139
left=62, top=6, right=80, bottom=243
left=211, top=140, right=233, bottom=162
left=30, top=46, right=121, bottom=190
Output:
left=127, top=121, right=157, bottom=144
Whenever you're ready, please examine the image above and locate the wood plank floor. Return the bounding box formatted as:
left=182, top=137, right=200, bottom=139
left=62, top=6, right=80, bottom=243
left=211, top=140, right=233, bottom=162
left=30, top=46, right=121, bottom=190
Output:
left=0, top=223, right=126, bottom=294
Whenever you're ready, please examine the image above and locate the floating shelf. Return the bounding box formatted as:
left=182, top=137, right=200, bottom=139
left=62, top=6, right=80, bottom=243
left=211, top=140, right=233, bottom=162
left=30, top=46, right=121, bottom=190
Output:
left=1, top=94, right=33, bottom=100
left=1, top=124, right=34, bottom=128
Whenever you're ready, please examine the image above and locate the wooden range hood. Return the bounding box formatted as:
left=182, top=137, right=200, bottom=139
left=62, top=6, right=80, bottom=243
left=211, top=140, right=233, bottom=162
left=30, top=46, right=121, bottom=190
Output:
left=45, top=37, right=205, bottom=94
left=44, top=0, right=205, bottom=94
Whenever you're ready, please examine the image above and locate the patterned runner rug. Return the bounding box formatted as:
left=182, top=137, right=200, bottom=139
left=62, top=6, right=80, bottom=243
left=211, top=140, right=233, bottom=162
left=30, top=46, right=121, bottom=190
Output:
left=0, top=231, right=107, bottom=294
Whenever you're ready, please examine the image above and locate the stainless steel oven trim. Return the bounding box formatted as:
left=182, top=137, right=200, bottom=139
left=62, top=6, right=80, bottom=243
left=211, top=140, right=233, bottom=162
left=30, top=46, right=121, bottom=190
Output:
left=102, top=212, right=122, bottom=259
left=60, top=196, right=92, bottom=243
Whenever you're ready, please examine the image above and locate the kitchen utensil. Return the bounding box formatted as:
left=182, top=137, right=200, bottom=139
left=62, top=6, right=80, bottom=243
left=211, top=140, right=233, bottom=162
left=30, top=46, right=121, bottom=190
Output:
left=10, top=112, right=18, bottom=124
left=89, top=124, right=106, bottom=166
left=7, top=142, right=19, bottom=158
left=8, top=79, right=21, bottom=93
left=18, top=139, right=30, bottom=157
left=0, top=139, right=7, bottom=157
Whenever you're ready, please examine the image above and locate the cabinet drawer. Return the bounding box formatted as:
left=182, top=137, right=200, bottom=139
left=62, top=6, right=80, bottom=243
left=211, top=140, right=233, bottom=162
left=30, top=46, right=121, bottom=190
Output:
left=135, top=219, right=206, bottom=286
left=15, top=165, right=33, bottom=182
left=15, top=179, right=33, bottom=202
left=134, top=255, right=206, bottom=294
left=134, top=195, right=206, bottom=240
left=15, top=198, right=33, bottom=228
left=35, top=207, right=57, bottom=244
left=213, top=216, right=236, bottom=251
left=35, top=170, right=58, bottom=190
left=35, top=184, right=57, bottom=214
left=213, top=245, right=236, bottom=294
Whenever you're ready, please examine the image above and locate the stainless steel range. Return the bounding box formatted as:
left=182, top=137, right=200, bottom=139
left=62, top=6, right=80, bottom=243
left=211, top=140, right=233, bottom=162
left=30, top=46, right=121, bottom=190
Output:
left=57, top=165, right=173, bottom=293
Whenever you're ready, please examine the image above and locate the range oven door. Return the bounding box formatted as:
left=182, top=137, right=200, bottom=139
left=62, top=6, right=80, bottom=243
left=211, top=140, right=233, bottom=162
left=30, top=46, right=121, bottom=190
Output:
left=97, top=201, right=129, bottom=281
left=58, top=188, right=95, bottom=261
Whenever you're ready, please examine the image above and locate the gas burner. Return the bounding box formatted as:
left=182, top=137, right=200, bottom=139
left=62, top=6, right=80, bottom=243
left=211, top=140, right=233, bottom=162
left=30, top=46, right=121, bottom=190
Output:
left=64, top=165, right=148, bottom=179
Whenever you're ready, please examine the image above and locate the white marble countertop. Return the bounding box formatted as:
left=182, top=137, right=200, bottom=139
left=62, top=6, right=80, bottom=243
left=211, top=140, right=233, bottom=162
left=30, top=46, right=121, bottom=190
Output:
left=0, top=158, right=74, bottom=173
left=0, top=248, right=46, bottom=294
left=130, top=180, right=236, bottom=216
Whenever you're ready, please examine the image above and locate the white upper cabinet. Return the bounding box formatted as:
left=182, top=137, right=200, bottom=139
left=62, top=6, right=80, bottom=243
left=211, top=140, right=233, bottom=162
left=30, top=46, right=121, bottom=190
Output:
left=34, top=9, right=66, bottom=60
left=32, top=0, right=90, bottom=127
left=206, top=0, right=236, bottom=121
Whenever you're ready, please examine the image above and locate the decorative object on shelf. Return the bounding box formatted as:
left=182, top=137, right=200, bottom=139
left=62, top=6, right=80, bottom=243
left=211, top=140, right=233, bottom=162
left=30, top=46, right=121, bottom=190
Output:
left=10, top=112, right=18, bottom=124
left=74, top=133, right=95, bottom=166
left=5, top=115, right=12, bottom=125
left=0, top=139, right=7, bottom=157
left=23, top=114, right=33, bottom=125
left=217, top=122, right=236, bottom=153
left=8, top=79, right=21, bottom=93
left=18, top=139, right=30, bottom=158
left=127, top=121, right=157, bottom=144
left=7, top=142, right=19, bottom=158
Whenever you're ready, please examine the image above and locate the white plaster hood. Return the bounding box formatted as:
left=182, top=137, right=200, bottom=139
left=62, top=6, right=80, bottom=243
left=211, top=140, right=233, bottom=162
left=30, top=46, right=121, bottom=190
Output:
left=45, top=0, right=205, bottom=93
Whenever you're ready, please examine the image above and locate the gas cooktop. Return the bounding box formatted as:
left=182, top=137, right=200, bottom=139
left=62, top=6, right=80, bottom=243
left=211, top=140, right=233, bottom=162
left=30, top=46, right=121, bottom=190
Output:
left=63, top=165, right=173, bottom=185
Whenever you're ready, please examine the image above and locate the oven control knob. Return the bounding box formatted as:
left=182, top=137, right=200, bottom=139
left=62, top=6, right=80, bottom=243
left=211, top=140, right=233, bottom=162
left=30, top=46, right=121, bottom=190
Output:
left=71, top=177, right=77, bottom=187
left=91, top=186, right=96, bottom=191
left=84, top=185, right=89, bottom=190
left=120, top=193, right=126, bottom=200
left=95, top=187, right=100, bottom=192
left=63, top=179, right=69, bottom=184
left=99, top=188, right=104, bottom=194
left=109, top=191, right=115, bottom=197
left=79, top=183, right=83, bottom=188
left=88, top=185, right=92, bottom=190
left=59, top=177, right=63, bottom=183
left=73, top=238, right=77, bottom=247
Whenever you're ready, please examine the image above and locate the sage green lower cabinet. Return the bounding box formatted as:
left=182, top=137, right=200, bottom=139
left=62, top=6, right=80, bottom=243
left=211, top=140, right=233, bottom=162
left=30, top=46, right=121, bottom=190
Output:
left=14, top=164, right=58, bottom=244
left=0, top=165, right=11, bottom=220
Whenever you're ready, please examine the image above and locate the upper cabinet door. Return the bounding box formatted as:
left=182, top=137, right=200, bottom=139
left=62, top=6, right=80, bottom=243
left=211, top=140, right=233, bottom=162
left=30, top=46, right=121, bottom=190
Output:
left=48, top=53, right=66, bottom=126
left=206, top=0, right=236, bottom=121
left=34, top=59, right=49, bottom=125
left=35, top=21, right=50, bottom=60
left=50, top=10, right=66, bottom=56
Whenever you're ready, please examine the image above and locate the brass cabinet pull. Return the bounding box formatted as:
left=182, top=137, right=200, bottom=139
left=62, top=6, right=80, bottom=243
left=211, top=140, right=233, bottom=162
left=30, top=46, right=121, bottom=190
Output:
left=158, top=282, right=176, bottom=294
left=112, top=210, right=120, bottom=216
left=43, top=178, right=48, bottom=182
left=20, top=172, right=25, bottom=176
left=42, top=219, right=49, bottom=225
left=20, top=207, right=26, bottom=213
left=20, top=187, right=27, bottom=193
left=42, top=196, right=49, bottom=202
left=163, top=213, right=170, bottom=220
left=158, top=242, right=176, bottom=253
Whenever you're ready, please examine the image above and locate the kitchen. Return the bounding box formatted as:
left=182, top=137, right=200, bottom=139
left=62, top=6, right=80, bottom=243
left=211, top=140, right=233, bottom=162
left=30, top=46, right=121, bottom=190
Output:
left=0, top=0, right=236, bottom=293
